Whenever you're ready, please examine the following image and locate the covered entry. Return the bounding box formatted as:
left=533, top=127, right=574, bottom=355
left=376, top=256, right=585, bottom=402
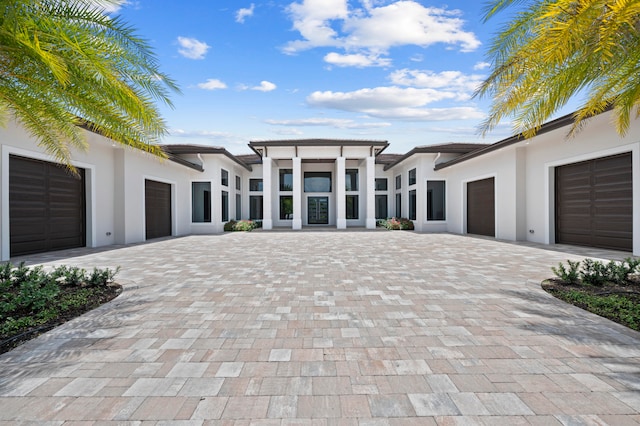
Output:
left=555, top=152, right=632, bottom=251
left=9, top=155, right=86, bottom=256
left=145, top=179, right=172, bottom=239
left=467, top=177, right=495, bottom=237
left=308, top=196, right=329, bottom=225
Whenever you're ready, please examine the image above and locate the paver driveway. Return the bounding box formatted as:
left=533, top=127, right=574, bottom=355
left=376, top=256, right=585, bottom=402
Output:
left=1, top=232, right=639, bottom=425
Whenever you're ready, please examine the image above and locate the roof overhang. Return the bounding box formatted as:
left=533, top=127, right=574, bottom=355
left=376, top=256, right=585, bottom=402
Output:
left=248, top=139, right=389, bottom=159
left=162, top=144, right=253, bottom=171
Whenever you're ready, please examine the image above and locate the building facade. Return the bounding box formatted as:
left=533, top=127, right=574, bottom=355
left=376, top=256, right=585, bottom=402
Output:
left=1, top=109, right=639, bottom=261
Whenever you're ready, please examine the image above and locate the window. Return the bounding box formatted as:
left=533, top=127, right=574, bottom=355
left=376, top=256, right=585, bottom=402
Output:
left=280, top=195, right=293, bottom=219
left=395, top=193, right=402, bottom=217
left=279, top=169, right=293, bottom=191
left=235, top=194, right=241, bottom=220
left=221, top=191, right=229, bottom=222
left=375, top=178, right=388, bottom=191
left=235, top=176, right=241, bottom=191
left=409, top=168, right=416, bottom=186
left=250, top=195, right=263, bottom=220
left=375, top=194, right=388, bottom=219
left=395, top=175, right=401, bottom=190
left=409, top=190, right=416, bottom=220
left=427, top=180, right=446, bottom=221
left=346, top=169, right=358, bottom=191
left=191, top=182, right=211, bottom=223
left=250, top=178, right=263, bottom=192
left=304, top=172, right=332, bottom=192
left=221, top=169, right=229, bottom=186
left=346, top=195, right=358, bottom=219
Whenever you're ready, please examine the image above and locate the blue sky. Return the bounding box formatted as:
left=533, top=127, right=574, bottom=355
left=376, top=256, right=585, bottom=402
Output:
left=107, top=1, right=559, bottom=155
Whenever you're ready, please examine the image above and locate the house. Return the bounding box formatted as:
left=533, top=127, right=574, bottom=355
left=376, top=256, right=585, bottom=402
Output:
left=1, top=108, right=638, bottom=261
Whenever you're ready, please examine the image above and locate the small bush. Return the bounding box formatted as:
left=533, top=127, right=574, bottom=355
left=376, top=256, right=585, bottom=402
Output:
left=224, top=220, right=258, bottom=232
left=377, top=217, right=414, bottom=230
left=552, top=257, right=640, bottom=286
left=551, top=260, right=580, bottom=284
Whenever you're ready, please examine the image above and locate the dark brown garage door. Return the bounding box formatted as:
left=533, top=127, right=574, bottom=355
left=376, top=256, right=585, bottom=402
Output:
left=10, top=155, right=86, bottom=256
left=145, top=179, right=171, bottom=240
left=556, top=152, right=632, bottom=251
left=467, top=177, right=495, bottom=237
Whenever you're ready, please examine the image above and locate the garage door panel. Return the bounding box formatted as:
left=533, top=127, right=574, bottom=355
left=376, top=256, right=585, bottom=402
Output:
left=555, top=152, right=632, bottom=251
left=467, top=177, right=495, bottom=237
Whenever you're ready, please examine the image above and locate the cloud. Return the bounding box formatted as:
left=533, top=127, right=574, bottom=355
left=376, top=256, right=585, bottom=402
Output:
left=197, top=79, right=228, bottom=90
left=170, top=129, right=233, bottom=139
left=251, top=81, right=277, bottom=92
left=177, top=37, right=210, bottom=60
left=283, top=0, right=480, bottom=67
left=473, top=61, right=491, bottom=70
left=265, top=117, right=391, bottom=129
left=389, top=69, right=485, bottom=95
left=236, top=4, right=255, bottom=23
left=324, top=52, right=391, bottom=68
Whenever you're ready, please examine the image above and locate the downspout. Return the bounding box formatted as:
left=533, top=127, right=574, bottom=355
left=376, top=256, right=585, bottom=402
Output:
left=433, top=152, right=441, bottom=168
left=197, top=153, right=205, bottom=170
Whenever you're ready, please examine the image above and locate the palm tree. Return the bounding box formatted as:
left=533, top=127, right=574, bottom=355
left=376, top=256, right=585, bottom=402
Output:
left=0, top=0, right=179, bottom=170
left=476, top=0, right=640, bottom=138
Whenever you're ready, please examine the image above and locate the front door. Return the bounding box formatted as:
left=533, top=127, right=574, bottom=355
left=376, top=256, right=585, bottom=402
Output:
left=308, top=196, right=329, bottom=225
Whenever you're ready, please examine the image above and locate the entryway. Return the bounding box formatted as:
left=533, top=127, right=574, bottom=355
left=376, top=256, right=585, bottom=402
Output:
left=308, top=196, right=329, bottom=225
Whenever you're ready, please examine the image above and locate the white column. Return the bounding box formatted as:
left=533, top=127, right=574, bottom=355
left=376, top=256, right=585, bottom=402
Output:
left=262, top=156, right=273, bottom=230
left=336, top=156, right=346, bottom=229
left=366, top=156, right=376, bottom=229
left=292, top=157, right=302, bottom=230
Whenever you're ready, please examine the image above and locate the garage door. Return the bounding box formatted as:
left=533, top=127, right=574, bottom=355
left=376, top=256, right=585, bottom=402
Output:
left=467, top=177, right=495, bottom=237
left=145, top=179, right=171, bottom=239
left=10, top=155, right=86, bottom=256
left=556, top=152, right=632, bottom=251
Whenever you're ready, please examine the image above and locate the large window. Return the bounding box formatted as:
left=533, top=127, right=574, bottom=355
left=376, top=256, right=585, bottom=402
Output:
left=304, top=172, right=332, bottom=192
left=235, top=194, right=241, bottom=220
left=279, top=169, right=293, bottom=191
left=408, top=168, right=416, bottom=186
left=221, top=169, right=229, bottom=187
left=375, top=195, right=388, bottom=219
left=375, top=178, right=388, bottom=191
left=280, top=195, right=293, bottom=220
left=346, top=169, right=358, bottom=191
left=427, top=180, right=446, bottom=221
left=395, top=175, right=401, bottom=190
left=395, top=193, right=402, bottom=218
left=221, top=191, right=229, bottom=222
left=250, top=178, right=263, bottom=192
left=250, top=195, right=263, bottom=220
left=192, top=182, right=211, bottom=223
left=346, top=195, right=358, bottom=219
left=409, top=189, right=416, bottom=220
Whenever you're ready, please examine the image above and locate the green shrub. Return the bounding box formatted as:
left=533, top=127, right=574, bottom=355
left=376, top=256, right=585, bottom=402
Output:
left=551, top=260, right=580, bottom=284
left=223, top=220, right=237, bottom=232
left=224, top=220, right=258, bottom=232
left=551, top=257, right=640, bottom=286
left=377, top=217, right=414, bottom=230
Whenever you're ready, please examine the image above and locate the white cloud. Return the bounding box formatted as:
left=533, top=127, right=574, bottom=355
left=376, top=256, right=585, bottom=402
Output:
left=170, top=129, right=232, bottom=139
left=197, top=79, right=228, bottom=90
left=177, top=37, right=210, bottom=60
left=473, top=61, right=491, bottom=70
left=389, top=69, right=485, bottom=95
left=284, top=0, right=480, bottom=67
left=324, top=52, right=391, bottom=67
left=236, top=4, right=255, bottom=23
left=265, top=117, right=391, bottom=129
left=252, top=81, right=277, bottom=92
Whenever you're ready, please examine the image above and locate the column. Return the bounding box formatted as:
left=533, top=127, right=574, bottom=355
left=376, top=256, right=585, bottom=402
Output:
left=365, top=156, right=376, bottom=229
left=292, top=157, right=302, bottom=230
left=262, top=156, right=273, bottom=230
left=336, top=157, right=346, bottom=229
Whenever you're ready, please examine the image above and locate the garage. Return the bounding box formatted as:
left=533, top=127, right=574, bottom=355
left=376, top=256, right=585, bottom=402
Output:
left=467, top=177, right=495, bottom=237
left=145, top=179, right=172, bottom=239
left=555, top=152, right=632, bottom=251
left=9, top=155, right=86, bottom=256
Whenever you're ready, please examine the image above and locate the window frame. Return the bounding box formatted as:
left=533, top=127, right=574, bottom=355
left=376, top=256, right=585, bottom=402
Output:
left=427, top=180, right=446, bottom=221
left=191, top=181, right=212, bottom=223
left=408, top=168, right=416, bottom=186
left=345, top=169, right=359, bottom=192
left=346, top=194, right=359, bottom=219
left=221, top=169, right=229, bottom=187
left=221, top=190, right=229, bottom=222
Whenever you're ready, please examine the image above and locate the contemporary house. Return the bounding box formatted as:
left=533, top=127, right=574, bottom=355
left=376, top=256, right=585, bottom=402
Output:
left=1, top=108, right=639, bottom=261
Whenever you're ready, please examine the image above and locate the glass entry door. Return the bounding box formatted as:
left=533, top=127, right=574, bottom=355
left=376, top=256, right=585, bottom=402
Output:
left=308, top=196, right=329, bottom=224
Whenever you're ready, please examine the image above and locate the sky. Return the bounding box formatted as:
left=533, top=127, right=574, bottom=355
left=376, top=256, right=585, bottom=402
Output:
left=106, top=0, right=575, bottom=155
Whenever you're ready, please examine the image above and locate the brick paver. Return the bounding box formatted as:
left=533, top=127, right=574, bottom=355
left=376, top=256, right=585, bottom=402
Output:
left=1, top=232, right=640, bottom=424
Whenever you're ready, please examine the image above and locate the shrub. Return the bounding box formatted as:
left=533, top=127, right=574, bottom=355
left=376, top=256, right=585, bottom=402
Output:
left=551, top=257, right=640, bottom=286
left=223, top=220, right=237, bottom=232
left=551, top=260, right=580, bottom=284
left=224, top=220, right=259, bottom=232
left=377, top=217, right=414, bottom=231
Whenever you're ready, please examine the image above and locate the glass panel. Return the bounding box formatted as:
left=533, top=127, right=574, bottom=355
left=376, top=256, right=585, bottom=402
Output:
left=395, top=193, right=402, bottom=217
left=221, top=169, right=229, bottom=186
left=395, top=175, right=401, bottom=190
left=221, top=191, right=229, bottom=222
left=250, top=178, right=263, bottom=192
left=375, top=178, right=388, bottom=191
left=192, top=182, right=211, bottom=223
left=250, top=195, right=263, bottom=220
left=346, top=195, right=358, bottom=219
left=308, top=197, right=329, bottom=224
left=346, top=169, right=358, bottom=191
left=235, top=194, right=241, bottom=220
left=409, top=168, right=416, bottom=186
left=280, top=195, right=293, bottom=220
left=375, top=194, right=388, bottom=219
left=279, top=169, right=293, bottom=191
left=409, top=190, right=416, bottom=220
left=235, top=176, right=241, bottom=190
left=427, top=181, right=446, bottom=221
left=304, top=172, right=332, bottom=192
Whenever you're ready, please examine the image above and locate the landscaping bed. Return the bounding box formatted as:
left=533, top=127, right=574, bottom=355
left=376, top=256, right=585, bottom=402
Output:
left=0, top=263, right=121, bottom=354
